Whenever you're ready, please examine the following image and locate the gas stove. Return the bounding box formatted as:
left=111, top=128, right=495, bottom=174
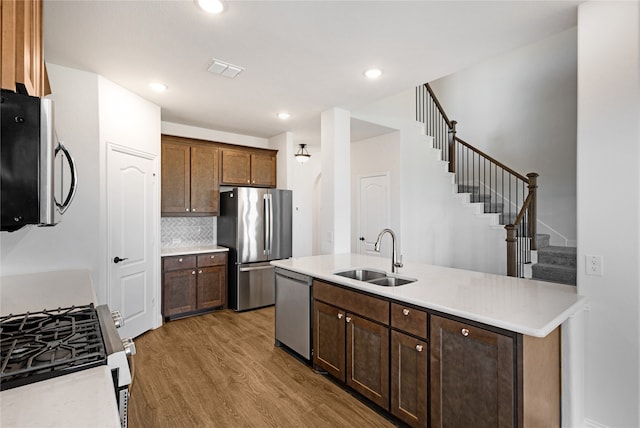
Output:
left=0, top=303, right=134, bottom=427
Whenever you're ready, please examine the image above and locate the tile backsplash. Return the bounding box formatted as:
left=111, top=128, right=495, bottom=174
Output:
left=161, top=217, right=217, bottom=248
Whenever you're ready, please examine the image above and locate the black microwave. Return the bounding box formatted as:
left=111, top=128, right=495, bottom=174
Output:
left=0, top=90, right=77, bottom=232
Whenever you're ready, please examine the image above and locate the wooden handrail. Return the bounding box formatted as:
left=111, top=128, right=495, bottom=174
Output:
left=424, top=83, right=454, bottom=128
left=455, top=137, right=530, bottom=183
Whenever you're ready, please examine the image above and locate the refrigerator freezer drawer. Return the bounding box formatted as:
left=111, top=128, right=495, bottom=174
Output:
left=236, top=262, right=275, bottom=311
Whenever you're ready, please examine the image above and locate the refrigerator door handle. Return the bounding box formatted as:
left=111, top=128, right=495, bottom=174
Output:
left=263, top=193, right=271, bottom=255
left=267, top=193, right=274, bottom=255
left=239, top=265, right=274, bottom=272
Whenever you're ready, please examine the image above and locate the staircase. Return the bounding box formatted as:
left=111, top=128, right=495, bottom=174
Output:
left=531, top=234, right=577, bottom=285
left=418, top=83, right=576, bottom=285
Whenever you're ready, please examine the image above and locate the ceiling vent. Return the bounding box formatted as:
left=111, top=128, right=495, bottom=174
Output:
left=207, top=59, right=244, bottom=78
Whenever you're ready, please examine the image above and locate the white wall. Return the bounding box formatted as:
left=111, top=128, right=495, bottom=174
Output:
left=0, top=64, right=162, bottom=306
left=430, top=28, right=578, bottom=246
left=350, top=131, right=401, bottom=259
left=1, top=65, right=102, bottom=283
left=577, top=2, right=640, bottom=427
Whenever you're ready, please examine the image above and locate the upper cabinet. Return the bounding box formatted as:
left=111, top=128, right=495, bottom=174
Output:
left=220, top=148, right=277, bottom=188
left=161, top=135, right=220, bottom=216
left=1, top=0, right=50, bottom=96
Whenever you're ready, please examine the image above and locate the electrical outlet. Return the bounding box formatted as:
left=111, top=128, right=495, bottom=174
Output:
left=172, top=238, right=181, bottom=245
left=586, top=255, right=603, bottom=276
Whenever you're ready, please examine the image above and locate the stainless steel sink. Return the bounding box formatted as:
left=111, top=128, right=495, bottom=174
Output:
left=367, top=276, right=416, bottom=287
left=333, top=268, right=416, bottom=287
left=334, top=268, right=386, bottom=281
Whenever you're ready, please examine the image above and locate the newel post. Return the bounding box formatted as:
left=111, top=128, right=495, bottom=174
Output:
left=448, top=120, right=457, bottom=173
left=505, top=224, right=517, bottom=277
left=527, top=172, right=539, bottom=250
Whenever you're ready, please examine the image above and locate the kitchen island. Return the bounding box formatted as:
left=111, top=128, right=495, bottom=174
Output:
left=272, top=254, right=586, bottom=428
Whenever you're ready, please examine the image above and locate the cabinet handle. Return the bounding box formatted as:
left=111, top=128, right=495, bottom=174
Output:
left=402, top=308, right=410, bottom=316
left=185, top=208, right=189, bottom=212
left=192, top=208, right=196, bottom=212
left=178, top=258, right=183, bottom=262
left=191, top=271, right=196, bottom=275
left=415, top=344, right=423, bottom=352
left=461, top=328, right=470, bottom=337
left=337, top=313, right=343, bottom=319
left=346, top=316, right=352, bottom=323
left=198, top=270, right=203, bottom=274
left=210, top=255, right=215, bottom=259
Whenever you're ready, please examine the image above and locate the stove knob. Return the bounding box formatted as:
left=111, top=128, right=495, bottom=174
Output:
left=122, top=337, right=136, bottom=356
left=111, top=310, right=124, bottom=329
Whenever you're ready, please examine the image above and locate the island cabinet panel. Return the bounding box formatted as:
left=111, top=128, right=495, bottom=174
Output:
left=430, top=315, right=516, bottom=428
left=346, top=313, right=389, bottom=410
left=390, top=303, right=429, bottom=427
left=391, top=330, right=428, bottom=428
left=313, top=300, right=346, bottom=380
left=313, top=280, right=390, bottom=411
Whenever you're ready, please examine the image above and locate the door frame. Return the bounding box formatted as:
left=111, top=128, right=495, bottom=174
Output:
left=356, top=171, right=391, bottom=256
left=105, top=142, right=162, bottom=332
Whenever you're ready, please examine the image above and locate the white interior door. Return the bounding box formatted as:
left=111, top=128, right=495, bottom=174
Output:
left=358, top=173, right=390, bottom=257
left=107, top=144, right=157, bottom=339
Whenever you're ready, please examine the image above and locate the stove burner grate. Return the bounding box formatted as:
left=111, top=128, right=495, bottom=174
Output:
left=0, top=304, right=107, bottom=390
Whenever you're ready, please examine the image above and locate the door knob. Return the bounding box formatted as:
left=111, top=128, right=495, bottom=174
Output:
left=359, top=237, right=365, bottom=241
left=113, top=256, right=129, bottom=264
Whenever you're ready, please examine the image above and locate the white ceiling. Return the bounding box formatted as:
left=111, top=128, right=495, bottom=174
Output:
left=42, top=1, right=581, bottom=144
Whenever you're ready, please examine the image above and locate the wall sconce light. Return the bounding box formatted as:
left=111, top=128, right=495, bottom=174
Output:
left=295, top=144, right=311, bottom=163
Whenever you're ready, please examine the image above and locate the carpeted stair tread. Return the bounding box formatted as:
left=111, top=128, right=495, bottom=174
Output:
left=532, top=263, right=576, bottom=286
left=537, top=246, right=577, bottom=267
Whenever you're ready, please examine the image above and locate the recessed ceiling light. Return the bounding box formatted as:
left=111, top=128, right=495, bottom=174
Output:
left=364, top=68, right=383, bottom=80
left=277, top=112, right=290, bottom=120
left=149, top=82, right=167, bottom=92
left=196, top=0, right=225, bottom=14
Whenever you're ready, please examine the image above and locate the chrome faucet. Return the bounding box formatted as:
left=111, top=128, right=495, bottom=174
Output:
left=374, top=228, right=403, bottom=273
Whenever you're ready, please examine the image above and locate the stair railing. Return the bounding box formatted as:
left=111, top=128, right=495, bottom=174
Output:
left=416, top=83, right=538, bottom=277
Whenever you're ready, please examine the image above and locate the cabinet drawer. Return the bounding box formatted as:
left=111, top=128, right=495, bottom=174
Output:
left=197, top=252, right=227, bottom=267
left=313, top=280, right=389, bottom=325
left=163, top=255, right=197, bottom=271
left=391, top=303, right=428, bottom=339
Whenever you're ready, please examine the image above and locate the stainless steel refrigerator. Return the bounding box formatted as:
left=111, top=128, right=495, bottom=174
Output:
left=217, top=188, right=292, bottom=311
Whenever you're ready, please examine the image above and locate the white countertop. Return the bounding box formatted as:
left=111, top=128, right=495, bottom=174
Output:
left=272, top=253, right=587, bottom=337
left=0, top=366, right=121, bottom=428
left=161, top=244, right=229, bottom=257
left=0, top=269, right=96, bottom=315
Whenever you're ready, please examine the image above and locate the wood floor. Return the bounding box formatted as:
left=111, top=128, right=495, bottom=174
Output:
left=128, top=307, right=397, bottom=427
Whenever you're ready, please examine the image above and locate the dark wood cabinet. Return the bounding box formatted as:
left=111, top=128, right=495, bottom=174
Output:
left=162, top=252, right=227, bottom=319
left=1, top=0, right=50, bottom=96
left=430, top=315, right=516, bottom=428
left=161, top=136, right=219, bottom=216
left=313, top=280, right=390, bottom=410
left=390, top=304, right=428, bottom=427
left=220, top=148, right=276, bottom=187
left=313, top=300, right=346, bottom=380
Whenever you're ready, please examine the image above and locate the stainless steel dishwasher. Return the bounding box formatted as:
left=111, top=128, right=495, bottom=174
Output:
left=274, top=267, right=312, bottom=361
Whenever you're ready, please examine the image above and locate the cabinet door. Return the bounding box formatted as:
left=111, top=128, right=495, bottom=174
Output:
left=190, top=145, right=219, bottom=214
left=313, top=300, right=345, bottom=381
left=1, top=0, right=48, bottom=96
left=430, top=315, right=515, bottom=428
left=346, top=313, right=389, bottom=410
left=391, top=330, right=428, bottom=427
left=250, top=153, right=276, bottom=187
left=161, top=143, right=190, bottom=213
left=196, top=265, right=226, bottom=310
left=220, top=149, right=251, bottom=185
left=162, top=269, right=197, bottom=317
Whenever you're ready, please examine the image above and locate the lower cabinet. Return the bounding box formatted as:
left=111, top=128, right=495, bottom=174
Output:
left=390, top=303, right=428, bottom=428
left=311, top=281, right=560, bottom=428
left=313, top=281, right=390, bottom=410
left=162, top=252, right=227, bottom=319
